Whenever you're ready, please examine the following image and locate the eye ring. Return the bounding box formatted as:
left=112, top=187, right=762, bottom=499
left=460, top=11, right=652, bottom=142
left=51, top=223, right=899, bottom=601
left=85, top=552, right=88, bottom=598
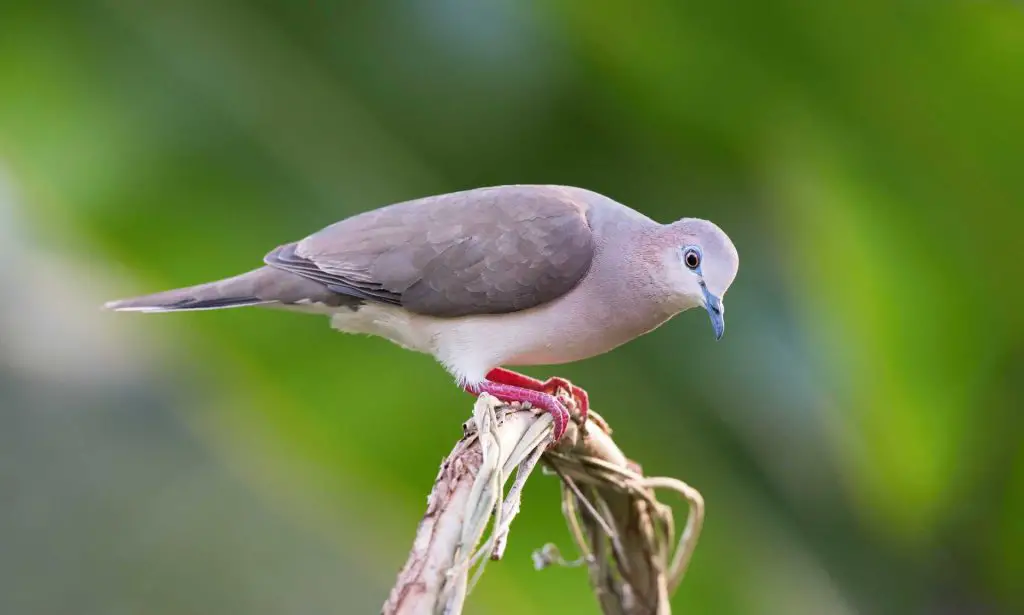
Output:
left=683, top=246, right=702, bottom=270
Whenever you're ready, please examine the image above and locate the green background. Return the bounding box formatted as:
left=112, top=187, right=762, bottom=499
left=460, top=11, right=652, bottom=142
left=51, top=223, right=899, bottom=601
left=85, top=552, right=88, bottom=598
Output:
left=1, top=1, right=1022, bottom=613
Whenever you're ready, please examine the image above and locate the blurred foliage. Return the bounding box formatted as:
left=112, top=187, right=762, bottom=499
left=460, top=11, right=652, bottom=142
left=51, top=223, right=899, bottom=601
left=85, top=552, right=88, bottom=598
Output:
left=2, top=0, right=1023, bottom=613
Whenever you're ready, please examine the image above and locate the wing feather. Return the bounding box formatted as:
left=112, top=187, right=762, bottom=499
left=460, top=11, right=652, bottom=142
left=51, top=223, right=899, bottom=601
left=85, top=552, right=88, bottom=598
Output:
left=264, top=185, right=596, bottom=317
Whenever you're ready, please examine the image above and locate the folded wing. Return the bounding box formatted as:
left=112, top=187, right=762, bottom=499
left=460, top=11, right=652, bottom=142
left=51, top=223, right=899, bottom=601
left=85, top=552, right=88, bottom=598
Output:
left=264, top=186, right=596, bottom=318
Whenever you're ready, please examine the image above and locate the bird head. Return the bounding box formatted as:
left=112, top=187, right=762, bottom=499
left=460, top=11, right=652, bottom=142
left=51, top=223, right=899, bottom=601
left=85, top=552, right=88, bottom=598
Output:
left=660, top=218, right=739, bottom=340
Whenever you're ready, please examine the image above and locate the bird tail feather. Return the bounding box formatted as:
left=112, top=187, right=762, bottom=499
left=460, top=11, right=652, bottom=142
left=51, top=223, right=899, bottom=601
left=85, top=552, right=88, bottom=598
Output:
left=104, top=268, right=277, bottom=313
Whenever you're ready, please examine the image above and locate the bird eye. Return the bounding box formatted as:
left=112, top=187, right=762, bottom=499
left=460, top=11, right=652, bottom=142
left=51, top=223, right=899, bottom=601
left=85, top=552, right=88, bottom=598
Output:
left=683, top=247, right=702, bottom=270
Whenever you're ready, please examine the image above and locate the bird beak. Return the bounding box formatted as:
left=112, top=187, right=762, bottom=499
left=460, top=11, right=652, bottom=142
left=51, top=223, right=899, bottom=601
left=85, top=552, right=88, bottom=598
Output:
left=701, top=284, right=725, bottom=340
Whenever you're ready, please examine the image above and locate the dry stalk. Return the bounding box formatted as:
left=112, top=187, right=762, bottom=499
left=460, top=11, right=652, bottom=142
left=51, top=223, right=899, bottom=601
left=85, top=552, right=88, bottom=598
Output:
left=382, top=393, right=704, bottom=615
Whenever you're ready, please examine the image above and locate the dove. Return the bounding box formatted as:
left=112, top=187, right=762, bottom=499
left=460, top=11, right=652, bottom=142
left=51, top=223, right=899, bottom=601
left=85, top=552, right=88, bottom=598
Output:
left=106, top=185, right=739, bottom=440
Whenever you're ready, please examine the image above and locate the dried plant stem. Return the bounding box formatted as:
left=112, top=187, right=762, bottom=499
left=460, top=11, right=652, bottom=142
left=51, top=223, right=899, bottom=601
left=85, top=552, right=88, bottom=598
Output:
left=382, top=394, right=704, bottom=615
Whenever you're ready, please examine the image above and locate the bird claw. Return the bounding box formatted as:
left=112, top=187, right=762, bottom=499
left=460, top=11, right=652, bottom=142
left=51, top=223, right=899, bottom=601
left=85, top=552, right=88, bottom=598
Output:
left=466, top=381, right=569, bottom=442
left=537, top=376, right=590, bottom=433
left=466, top=368, right=593, bottom=444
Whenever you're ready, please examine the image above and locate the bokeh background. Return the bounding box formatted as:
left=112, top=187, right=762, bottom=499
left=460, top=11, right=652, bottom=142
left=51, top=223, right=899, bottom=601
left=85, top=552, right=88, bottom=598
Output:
left=2, top=1, right=1023, bottom=614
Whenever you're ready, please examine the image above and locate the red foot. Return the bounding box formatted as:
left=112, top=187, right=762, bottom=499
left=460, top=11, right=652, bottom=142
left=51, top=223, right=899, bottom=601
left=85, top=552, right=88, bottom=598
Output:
left=463, top=368, right=590, bottom=442
left=467, top=381, right=570, bottom=442
left=485, top=367, right=590, bottom=424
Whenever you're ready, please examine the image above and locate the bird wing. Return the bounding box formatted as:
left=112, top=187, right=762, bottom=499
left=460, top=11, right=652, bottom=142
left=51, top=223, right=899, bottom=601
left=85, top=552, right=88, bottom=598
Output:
left=263, top=185, right=596, bottom=318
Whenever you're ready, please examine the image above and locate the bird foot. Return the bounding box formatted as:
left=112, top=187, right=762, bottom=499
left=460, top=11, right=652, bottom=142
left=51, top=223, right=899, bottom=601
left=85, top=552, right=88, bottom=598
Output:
left=464, top=368, right=591, bottom=443
left=484, top=368, right=590, bottom=424
left=468, top=381, right=570, bottom=443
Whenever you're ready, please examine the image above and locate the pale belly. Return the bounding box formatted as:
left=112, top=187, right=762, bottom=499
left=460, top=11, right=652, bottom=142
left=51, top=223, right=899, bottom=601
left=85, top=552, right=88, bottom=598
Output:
left=328, top=298, right=681, bottom=386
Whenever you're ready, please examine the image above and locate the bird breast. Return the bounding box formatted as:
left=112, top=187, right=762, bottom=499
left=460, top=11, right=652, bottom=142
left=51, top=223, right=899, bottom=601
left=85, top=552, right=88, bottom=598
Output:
left=426, top=267, right=679, bottom=385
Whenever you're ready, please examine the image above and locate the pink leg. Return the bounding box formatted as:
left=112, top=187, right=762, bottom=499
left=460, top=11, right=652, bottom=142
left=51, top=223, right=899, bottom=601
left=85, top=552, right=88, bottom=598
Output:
left=467, top=381, right=570, bottom=441
left=484, top=367, right=590, bottom=424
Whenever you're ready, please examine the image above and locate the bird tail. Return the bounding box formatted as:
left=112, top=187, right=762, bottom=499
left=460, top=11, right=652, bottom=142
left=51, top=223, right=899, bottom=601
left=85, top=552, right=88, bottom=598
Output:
left=104, top=267, right=280, bottom=313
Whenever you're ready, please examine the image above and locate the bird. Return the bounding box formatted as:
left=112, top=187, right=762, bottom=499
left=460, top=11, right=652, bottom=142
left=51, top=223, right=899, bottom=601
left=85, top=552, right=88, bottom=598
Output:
left=105, top=185, right=739, bottom=441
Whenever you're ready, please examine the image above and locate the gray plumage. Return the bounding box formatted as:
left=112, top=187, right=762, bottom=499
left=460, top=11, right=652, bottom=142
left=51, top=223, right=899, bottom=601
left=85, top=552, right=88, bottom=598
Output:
left=106, top=185, right=739, bottom=389
left=264, top=187, right=595, bottom=317
left=105, top=265, right=355, bottom=312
